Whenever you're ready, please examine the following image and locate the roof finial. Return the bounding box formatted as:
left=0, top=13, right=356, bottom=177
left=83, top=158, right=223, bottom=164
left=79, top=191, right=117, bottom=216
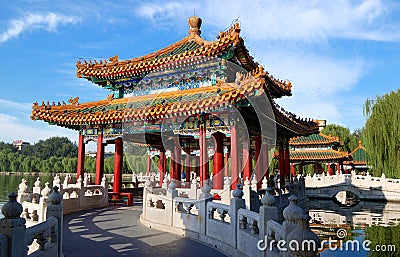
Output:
left=188, top=16, right=202, bottom=37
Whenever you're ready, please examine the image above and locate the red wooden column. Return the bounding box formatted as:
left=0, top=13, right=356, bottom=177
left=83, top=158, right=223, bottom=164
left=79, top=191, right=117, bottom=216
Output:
left=174, top=146, right=181, bottom=186
left=337, top=162, right=341, bottom=174
left=199, top=116, right=208, bottom=187
left=291, top=164, right=296, bottom=177
left=185, top=154, right=191, bottom=182
left=212, top=133, right=224, bottom=189
left=113, top=138, right=123, bottom=194
left=146, top=154, right=151, bottom=176
left=224, top=147, right=229, bottom=179
left=255, top=136, right=262, bottom=189
left=76, top=132, right=85, bottom=180
left=230, top=125, right=239, bottom=189
left=95, top=133, right=104, bottom=185
left=328, top=163, right=333, bottom=175
left=158, top=151, right=165, bottom=186
left=262, top=140, right=270, bottom=181
left=242, top=138, right=252, bottom=182
left=170, top=151, right=176, bottom=180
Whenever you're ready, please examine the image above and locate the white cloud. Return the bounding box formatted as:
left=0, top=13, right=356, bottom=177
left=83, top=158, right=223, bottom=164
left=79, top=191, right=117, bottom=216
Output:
left=0, top=113, right=77, bottom=144
left=136, top=0, right=400, bottom=42
left=0, top=99, right=31, bottom=111
left=0, top=12, right=79, bottom=43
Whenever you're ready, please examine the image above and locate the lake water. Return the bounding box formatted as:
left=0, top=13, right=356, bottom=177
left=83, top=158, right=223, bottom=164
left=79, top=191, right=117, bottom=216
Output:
left=0, top=173, right=54, bottom=219
left=0, top=174, right=399, bottom=256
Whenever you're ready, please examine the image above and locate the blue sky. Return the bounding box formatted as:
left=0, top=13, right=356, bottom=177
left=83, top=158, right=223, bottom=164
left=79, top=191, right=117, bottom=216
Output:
left=0, top=0, right=399, bottom=147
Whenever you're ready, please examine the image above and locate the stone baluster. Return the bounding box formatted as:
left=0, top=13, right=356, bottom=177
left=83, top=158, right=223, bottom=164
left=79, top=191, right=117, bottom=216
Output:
left=242, top=177, right=251, bottom=210
left=282, top=194, right=305, bottom=256
left=381, top=173, right=387, bottom=190
left=33, top=177, right=42, bottom=194
left=189, top=177, right=199, bottom=199
left=220, top=178, right=231, bottom=204
left=47, top=186, right=63, bottom=257
left=76, top=176, right=83, bottom=189
left=167, top=179, right=178, bottom=199
left=83, top=174, right=89, bottom=187
left=259, top=187, right=279, bottom=257
left=251, top=174, right=258, bottom=192
left=63, top=175, right=69, bottom=189
left=53, top=174, right=61, bottom=189
left=0, top=192, right=26, bottom=257
left=287, top=214, right=321, bottom=257
left=199, top=180, right=212, bottom=235
left=143, top=178, right=153, bottom=218
left=230, top=184, right=245, bottom=248
left=162, top=177, right=169, bottom=190
left=261, top=176, right=268, bottom=190
left=101, top=175, right=107, bottom=188
left=17, top=179, right=29, bottom=203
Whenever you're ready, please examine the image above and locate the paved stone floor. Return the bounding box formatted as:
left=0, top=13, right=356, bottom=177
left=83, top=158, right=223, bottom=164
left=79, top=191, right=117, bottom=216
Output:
left=63, top=199, right=227, bottom=257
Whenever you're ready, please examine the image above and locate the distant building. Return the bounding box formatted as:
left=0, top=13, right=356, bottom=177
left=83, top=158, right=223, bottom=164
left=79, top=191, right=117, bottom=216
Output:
left=86, top=151, right=114, bottom=159
left=12, top=140, right=30, bottom=151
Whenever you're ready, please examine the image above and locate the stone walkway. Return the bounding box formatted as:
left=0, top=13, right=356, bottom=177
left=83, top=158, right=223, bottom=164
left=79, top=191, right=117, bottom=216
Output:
left=63, top=200, right=227, bottom=257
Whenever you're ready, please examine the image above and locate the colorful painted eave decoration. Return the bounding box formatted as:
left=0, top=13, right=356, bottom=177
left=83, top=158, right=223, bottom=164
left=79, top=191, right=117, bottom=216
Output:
left=75, top=22, right=292, bottom=98
left=31, top=74, right=318, bottom=135
left=31, top=78, right=262, bottom=128
left=274, top=149, right=351, bottom=162
left=289, top=133, right=340, bottom=146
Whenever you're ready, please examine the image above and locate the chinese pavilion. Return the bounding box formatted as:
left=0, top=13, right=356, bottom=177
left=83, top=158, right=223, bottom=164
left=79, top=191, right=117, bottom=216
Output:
left=287, top=131, right=352, bottom=176
left=31, top=16, right=319, bottom=195
left=345, top=141, right=367, bottom=172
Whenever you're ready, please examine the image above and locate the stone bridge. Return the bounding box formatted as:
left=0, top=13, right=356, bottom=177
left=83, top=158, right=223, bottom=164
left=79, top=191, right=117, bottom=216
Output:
left=304, top=171, right=400, bottom=202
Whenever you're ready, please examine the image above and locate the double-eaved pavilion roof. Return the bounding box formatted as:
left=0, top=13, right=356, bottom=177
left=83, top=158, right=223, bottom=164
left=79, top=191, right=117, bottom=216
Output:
left=289, top=133, right=340, bottom=147
left=289, top=149, right=351, bottom=162
left=31, top=16, right=319, bottom=137
left=347, top=141, right=367, bottom=165
left=75, top=17, right=291, bottom=99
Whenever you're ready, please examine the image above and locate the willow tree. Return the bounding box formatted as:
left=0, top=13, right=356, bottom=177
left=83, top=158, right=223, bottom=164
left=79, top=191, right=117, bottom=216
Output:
left=364, top=90, right=400, bottom=178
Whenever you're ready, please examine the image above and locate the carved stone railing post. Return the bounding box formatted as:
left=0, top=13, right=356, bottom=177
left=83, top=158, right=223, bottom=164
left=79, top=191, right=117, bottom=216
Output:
left=287, top=214, right=321, bottom=257
left=17, top=179, right=29, bottom=203
left=259, top=187, right=278, bottom=253
left=189, top=178, right=199, bottom=199
left=199, top=180, right=212, bottom=235
left=162, top=177, right=169, bottom=189
left=53, top=174, right=61, bottom=189
left=242, top=178, right=251, bottom=210
left=167, top=179, right=178, bottom=199
left=76, top=176, right=83, bottom=189
left=220, top=178, right=231, bottom=204
left=46, top=186, right=63, bottom=257
left=33, top=177, right=41, bottom=194
left=282, top=195, right=306, bottom=257
left=261, top=176, right=268, bottom=190
left=0, top=192, right=26, bottom=257
left=231, top=184, right=245, bottom=249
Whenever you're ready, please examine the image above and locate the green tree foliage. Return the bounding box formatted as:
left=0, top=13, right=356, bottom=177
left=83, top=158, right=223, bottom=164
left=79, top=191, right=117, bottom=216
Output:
left=21, top=136, right=77, bottom=159
left=364, top=91, right=400, bottom=178
left=0, top=137, right=78, bottom=173
left=321, top=124, right=361, bottom=152
left=366, top=225, right=400, bottom=257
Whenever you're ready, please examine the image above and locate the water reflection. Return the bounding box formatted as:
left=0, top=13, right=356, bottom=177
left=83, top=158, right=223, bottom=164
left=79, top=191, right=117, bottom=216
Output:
left=308, top=199, right=400, bottom=256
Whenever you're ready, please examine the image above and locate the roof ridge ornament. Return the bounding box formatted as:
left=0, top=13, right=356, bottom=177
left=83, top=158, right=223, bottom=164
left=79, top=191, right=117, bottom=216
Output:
left=188, top=16, right=202, bottom=37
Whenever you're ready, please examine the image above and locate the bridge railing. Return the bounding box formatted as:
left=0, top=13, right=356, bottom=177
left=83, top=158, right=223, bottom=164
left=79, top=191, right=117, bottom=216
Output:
left=16, top=175, right=109, bottom=219
left=0, top=189, right=63, bottom=257
left=141, top=179, right=320, bottom=257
